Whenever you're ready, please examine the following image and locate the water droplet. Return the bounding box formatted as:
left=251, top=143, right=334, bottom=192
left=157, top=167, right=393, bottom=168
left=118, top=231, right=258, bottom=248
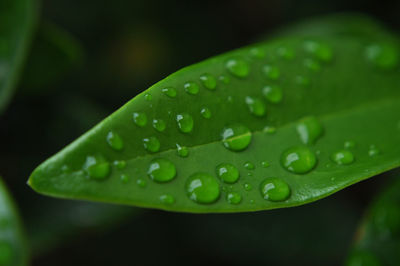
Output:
left=368, top=145, right=381, bottom=157
left=304, top=58, right=321, bottom=71
left=133, top=112, right=148, bottom=128
left=245, top=96, right=266, bottom=117
left=296, top=116, right=323, bottom=145
left=176, top=144, right=189, bottom=157
left=365, top=42, right=399, bottom=69
left=200, top=107, right=212, bottom=119
left=160, top=194, right=175, bottom=205
left=331, top=150, right=354, bottom=165
left=218, top=75, right=230, bottom=84
left=250, top=199, right=255, bottom=204
left=199, top=73, right=217, bottom=90
left=295, top=75, right=310, bottom=86
left=261, top=161, right=270, bottom=168
left=243, top=183, right=253, bottom=191
left=227, top=192, right=242, bottom=204
left=281, top=146, right=317, bottom=174
left=113, top=160, right=126, bottom=169
left=262, top=65, right=280, bottom=80
left=148, top=158, right=176, bottom=182
left=0, top=242, right=13, bottom=265
left=221, top=124, right=252, bottom=151
left=153, top=119, right=166, bottom=132
left=143, top=136, right=160, bottom=153
left=176, top=113, right=194, bottom=133
left=162, top=87, right=177, bottom=98
left=226, top=58, right=250, bottom=78
left=137, top=178, right=147, bottom=188
left=186, top=173, right=220, bottom=204
left=263, top=126, right=276, bottom=134
left=184, top=81, right=200, bottom=95
left=83, top=155, right=110, bottom=179
left=61, top=165, right=71, bottom=173
left=120, top=174, right=129, bottom=183
left=344, top=140, right=356, bottom=149
left=249, top=47, right=265, bottom=58
left=106, top=131, right=124, bottom=151
left=277, top=46, right=295, bottom=59
left=262, top=85, right=283, bottom=103
left=216, top=163, right=240, bottom=183
left=260, top=178, right=291, bottom=202
left=244, top=162, right=255, bottom=170
left=303, top=40, right=333, bottom=62
left=144, top=93, right=152, bottom=101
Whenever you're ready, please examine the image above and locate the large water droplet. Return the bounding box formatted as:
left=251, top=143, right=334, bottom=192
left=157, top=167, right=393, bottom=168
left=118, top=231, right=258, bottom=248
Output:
left=186, top=173, right=220, bottom=204
left=143, top=136, right=160, bottom=152
left=199, top=73, right=217, bottom=90
left=160, top=194, right=175, bottom=205
left=227, top=192, right=242, bottom=205
left=245, top=96, right=266, bottom=117
left=176, top=144, right=189, bottom=157
left=153, top=119, right=166, bottom=132
left=262, top=85, right=283, bottom=103
left=200, top=107, right=212, bottom=119
left=296, top=116, right=323, bottom=145
left=162, top=87, right=177, bottom=98
left=262, top=65, right=280, bottom=80
left=303, top=40, right=333, bottom=62
left=226, top=58, right=250, bottom=78
left=260, top=178, right=291, bottom=202
left=331, top=150, right=354, bottom=165
left=365, top=42, right=399, bottom=69
left=221, top=124, right=252, bottom=151
left=133, top=112, right=147, bottom=127
left=281, top=146, right=317, bottom=174
left=148, top=158, right=176, bottom=182
left=184, top=81, right=200, bottom=95
left=106, top=131, right=124, bottom=151
left=176, top=113, right=194, bottom=133
left=216, top=163, right=240, bottom=183
left=83, top=155, right=110, bottom=179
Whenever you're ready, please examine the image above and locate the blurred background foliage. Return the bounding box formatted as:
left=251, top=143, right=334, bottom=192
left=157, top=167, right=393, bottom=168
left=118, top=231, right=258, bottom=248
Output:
left=1, top=0, right=400, bottom=265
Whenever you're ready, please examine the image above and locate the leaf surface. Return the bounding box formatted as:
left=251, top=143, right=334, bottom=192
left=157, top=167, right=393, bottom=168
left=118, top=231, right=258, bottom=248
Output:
left=29, top=14, right=400, bottom=213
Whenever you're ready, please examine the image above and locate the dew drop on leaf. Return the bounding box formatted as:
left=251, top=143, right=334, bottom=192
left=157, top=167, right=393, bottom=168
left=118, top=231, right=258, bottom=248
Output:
left=262, top=85, right=283, bottom=103
left=263, top=126, right=277, bottom=134
left=216, top=163, right=240, bottom=184
left=276, top=46, right=295, bottom=59
left=113, top=160, right=126, bottom=169
left=262, top=65, right=280, bottom=80
left=120, top=174, right=129, bottom=183
left=331, top=150, right=355, bottom=165
left=83, top=155, right=111, bottom=179
left=281, top=146, right=317, bottom=174
left=368, top=145, right=381, bottom=157
left=200, top=107, right=212, bottom=119
left=147, top=158, right=176, bottom=183
left=184, top=81, right=200, bottom=95
left=304, top=58, right=321, bottom=71
left=176, top=113, right=194, bottom=133
left=344, top=140, right=356, bottom=149
left=243, top=183, right=253, bottom=191
left=152, top=119, right=166, bottom=132
left=295, top=75, right=310, bottom=86
left=261, top=161, right=270, bottom=168
left=199, top=73, right=217, bottom=90
left=225, top=58, right=250, bottom=78
left=144, top=93, right=152, bottom=101
left=296, top=116, right=323, bottom=145
left=260, top=178, right=291, bottom=202
left=136, top=178, right=147, bottom=188
left=365, top=42, right=399, bottom=70
left=186, top=173, right=220, bottom=204
left=159, top=194, right=175, bottom=205
left=303, top=40, right=333, bottom=62
left=249, top=47, right=265, bottom=58
left=221, top=124, right=252, bottom=151
left=176, top=144, right=189, bottom=158
left=143, top=136, right=160, bottom=153
left=133, top=112, right=147, bottom=127
left=162, top=87, right=177, bottom=98
left=226, top=192, right=242, bottom=205
left=218, top=75, right=230, bottom=84
left=106, top=131, right=124, bottom=151
left=244, top=162, right=255, bottom=170
left=245, top=96, right=266, bottom=117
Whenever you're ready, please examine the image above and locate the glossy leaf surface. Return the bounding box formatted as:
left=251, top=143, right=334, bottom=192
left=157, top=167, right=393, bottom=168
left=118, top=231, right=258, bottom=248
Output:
left=0, top=0, right=37, bottom=113
left=29, top=15, right=400, bottom=213
left=0, top=177, right=28, bottom=265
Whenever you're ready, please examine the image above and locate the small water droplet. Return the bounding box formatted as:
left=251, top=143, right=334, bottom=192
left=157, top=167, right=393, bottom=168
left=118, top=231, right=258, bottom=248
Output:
left=262, top=85, right=283, bottom=103
left=261, top=161, right=270, bottom=168
left=218, top=75, right=230, bottom=84
left=152, top=119, right=166, bottom=132
left=148, top=158, right=176, bottom=182
left=176, top=144, right=189, bottom=157
left=226, top=192, right=242, bottom=205
left=263, top=126, right=276, bottom=134
left=368, top=145, right=381, bottom=157
left=137, top=178, right=147, bottom=187
left=304, top=58, right=321, bottom=71
left=61, top=165, right=71, bottom=173
left=344, top=140, right=356, bottom=149
left=83, top=155, right=110, bottom=179
left=281, top=146, right=317, bottom=174
left=243, top=183, right=253, bottom=191
left=295, top=75, right=310, bottom=86
left=226, top=58, right=250, bottom=78
left=244, top=162, right=255, bottom=170
left=260, top=178, right=291, bottom=202
left=303, top=40, right=333, bottom=62
left=162, top=87, right=177, bottom=98
left=365, top=42, right=399, bottom=69
left=186, top=173, right=220, bottom=204
left=113, top=160, right=126, bottom=169
left=144, top=93, right=152, bottom=101
left=200, top=107, right=212, bottom=119
left=245, top=96, right=266, bottom=117
left=331, top=150, right=354, bottom=165
left=184, top=81, right=200, bottom=95
left=106, top=131, right=124, bottom=151
left=227, top=96, right=234, bottom=103
left=250, top=199, right=255, bottom=204
left=133, top=112, right=147, bottom=127
left=176, top=113, right=194, bottom=133
left=277, top=46, right=295, bottom=59
left=143, top=136, right=160, bottom=152
left=199, top=73, right=217, bottom=90
left=160, top=194, right=175, bottom=205
left=262, top=65, right=280, bottom=80
left=120, top=174, right=129, bottom=183
left=296, top=116, right=323, bottom=145
left=221, top=124, right=252, bottom=151
left=216, top=163, right=240, bottom=183
left=249, top=47, right=265, bottom=58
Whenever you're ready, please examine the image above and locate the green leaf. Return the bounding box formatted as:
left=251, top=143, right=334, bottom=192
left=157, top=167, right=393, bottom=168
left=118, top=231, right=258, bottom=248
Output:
left=0, top=0, right=38, bottom=114
left=28, top=14, right=400, bottom=213
left=0, top=177, right=29, bottom=265
left=346, top=171, right=400, bottom=266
